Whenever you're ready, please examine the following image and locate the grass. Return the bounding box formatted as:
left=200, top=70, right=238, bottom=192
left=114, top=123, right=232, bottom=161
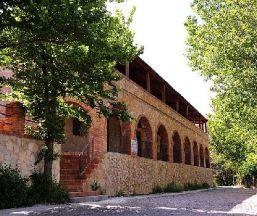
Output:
left=151, top=182, right=210, bottom=194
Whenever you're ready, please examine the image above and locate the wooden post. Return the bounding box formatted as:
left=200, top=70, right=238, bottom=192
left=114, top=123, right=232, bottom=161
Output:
left=146, top=71, right=151, bottom=92
left=186, top=105, right=189, bottom=117
left=204, top=123, right=208, bottom=133
left=162, top=84, right=166, bottom=103
left=125, top=63, right=129, bottom=77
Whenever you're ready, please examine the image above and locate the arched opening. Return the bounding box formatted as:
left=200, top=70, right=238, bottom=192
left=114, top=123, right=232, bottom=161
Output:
left=107, top=117, right=131, bottom=154
left=63, top=100, right=91, bottom=152
left=156, top=125, right=169, bottom=161
left=205, top=147, right=210, bottom=168
left=136, top=116, right=153, bottom=159
left=184, top=137, right=191, bottom=165
left=200, top=144, right=205, bottom=167
left=64, top=117, right=89, bottom=152
left=193, top=142, right=199, bottom=166
left=107, top=117, right=122, bottom=153
left=173, top=132, right=182, bottom=163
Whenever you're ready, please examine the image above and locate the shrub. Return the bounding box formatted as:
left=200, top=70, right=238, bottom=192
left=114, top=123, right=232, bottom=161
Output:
left=115, top=190, right=125, bottom=197
left=163, top=182, right=182, bottom=193
left=29, top=171, right=70, bottom=204
left=184, top=182, right=210, bottom=191
left=201, top=183, right=210, bottom=189
left=0, top=164, right=31, bottom=209
left=90, top=180, right=100, bottom=191
left=152, top=185, right=163, bottom=194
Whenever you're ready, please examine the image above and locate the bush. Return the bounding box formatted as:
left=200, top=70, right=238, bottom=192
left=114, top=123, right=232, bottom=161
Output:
left=184, top=182, right=210, bottom=191
left=29, top=171, right=70, bottom=204
left=0, top=164, right=31, bottom=209
left=90, top=180, right=100, bottom=191
left=0, top=165, right=70, bottom=209
left=115, top=190, right=125, bottom=197
left=152, top=185, right=163, bottom=194
left=163, top=182, right=182, bottom=193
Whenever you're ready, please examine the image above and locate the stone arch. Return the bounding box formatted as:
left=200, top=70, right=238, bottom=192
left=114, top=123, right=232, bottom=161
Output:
left=193, top=141, right=199, bottom=166
left=199, top=144, right=205, bottom=167
left=156, top=124, right=169, bottom=161
left=136, top=116, right=153, bottom=159
left=107, top=117, right=131, bottom=154
left=205, top=147, right=210, bottom=168
left=172, top=131, right=182, bottom=163
left=184, top=137, right=191, bottom=165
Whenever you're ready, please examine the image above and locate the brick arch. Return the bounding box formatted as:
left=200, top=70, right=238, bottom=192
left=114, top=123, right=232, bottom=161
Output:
left=135, top=116, right=153, bottom=159
left=65, top=99, right=92, bottom=113
left=184, top=137, right=191, bottom=165
left=156, top=124, right=169, bottom=161
left=205, top=147, right=210, bottom=168
left=199, top=144, right=205, bottom=167
left=193, top=141, right=199, bottom=166
left=172, top=131, right=182, bottom=163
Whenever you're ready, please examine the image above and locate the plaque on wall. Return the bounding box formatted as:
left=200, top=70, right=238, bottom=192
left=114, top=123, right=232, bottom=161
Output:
left=131, top=139, right=138, bottom=154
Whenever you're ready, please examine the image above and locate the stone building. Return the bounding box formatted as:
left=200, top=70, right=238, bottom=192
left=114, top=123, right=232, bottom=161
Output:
left=0, top=57, right=213, bottom=197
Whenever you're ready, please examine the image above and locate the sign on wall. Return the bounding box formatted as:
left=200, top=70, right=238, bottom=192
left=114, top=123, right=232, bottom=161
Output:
left=131, top=139, right=138, bottom=154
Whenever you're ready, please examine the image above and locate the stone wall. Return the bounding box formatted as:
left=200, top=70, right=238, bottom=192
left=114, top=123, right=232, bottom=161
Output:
left=0, top=133, right=61, bottom=182
left=83, top=152, right=213, bottom=196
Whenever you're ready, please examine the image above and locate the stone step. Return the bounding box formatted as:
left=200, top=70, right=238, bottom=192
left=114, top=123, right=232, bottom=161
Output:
left=60, top=174, right=80, bottom=180
left=71, top=195, right=108, bottom=203
left=69, top=191, right=99, bottom=198
left=60, top=168, right=79, bottom=173
left=63, top=184, right=83, bottom=192
left=60, top=163, right=79, bottom=169
left=60, top=179, right=83, bottom=185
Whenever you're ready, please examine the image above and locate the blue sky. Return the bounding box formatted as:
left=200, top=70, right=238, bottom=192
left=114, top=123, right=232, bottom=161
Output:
left=108, top=0, right=214, bottom=116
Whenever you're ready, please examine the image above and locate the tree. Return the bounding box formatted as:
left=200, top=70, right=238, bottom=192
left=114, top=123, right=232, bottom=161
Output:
left=185, top=0, right=257, bottom=184
left=0, top=0, right=142, bottom=180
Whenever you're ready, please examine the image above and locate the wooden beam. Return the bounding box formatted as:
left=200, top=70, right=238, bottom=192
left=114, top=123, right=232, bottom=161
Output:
left=162, top=84, right=166, bottom=103
left=125, top=63, right=129, bottom=77
left=146, top=71, right=151, bottom=92
left=186, top=105, right=189, bottom=117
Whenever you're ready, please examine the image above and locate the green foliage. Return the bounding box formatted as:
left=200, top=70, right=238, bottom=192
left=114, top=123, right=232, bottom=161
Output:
left=0, top=165, right=69, bottom=209
left=184, top=182, right=210, bottom=191
left=152, top=185, right=163, bottom=194
left=185, top=0, right=257, bottom=185
left=115, top=190, right=125, bottom=197
left=0, top=0, right=142, bottom=179
left=0, top=164, right=31, bottom=209
left=151, top=182, right=210, bottom=195
left=29, top=171, right=70, bottom=204
left=90, top=180, right=100, bottom=191
left=163, top=182, right=183, bottom=193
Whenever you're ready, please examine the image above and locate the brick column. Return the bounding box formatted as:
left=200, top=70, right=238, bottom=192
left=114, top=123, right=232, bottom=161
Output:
left=5, top=102, right=25, bottom=136
left=89, top=113, right=107, bottom=159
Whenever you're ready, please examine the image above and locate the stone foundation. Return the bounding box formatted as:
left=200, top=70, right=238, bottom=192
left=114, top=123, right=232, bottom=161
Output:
left=0, top=134, right=61, bottom=182
left=84, top=152, right=213, bottom=196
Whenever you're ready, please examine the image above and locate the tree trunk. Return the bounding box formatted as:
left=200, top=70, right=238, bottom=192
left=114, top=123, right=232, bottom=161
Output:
left=44, top=139, right=54, bottom=180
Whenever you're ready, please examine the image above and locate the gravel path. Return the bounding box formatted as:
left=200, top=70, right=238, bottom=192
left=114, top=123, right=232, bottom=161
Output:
left=1, top=187, right=257, bottom=216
